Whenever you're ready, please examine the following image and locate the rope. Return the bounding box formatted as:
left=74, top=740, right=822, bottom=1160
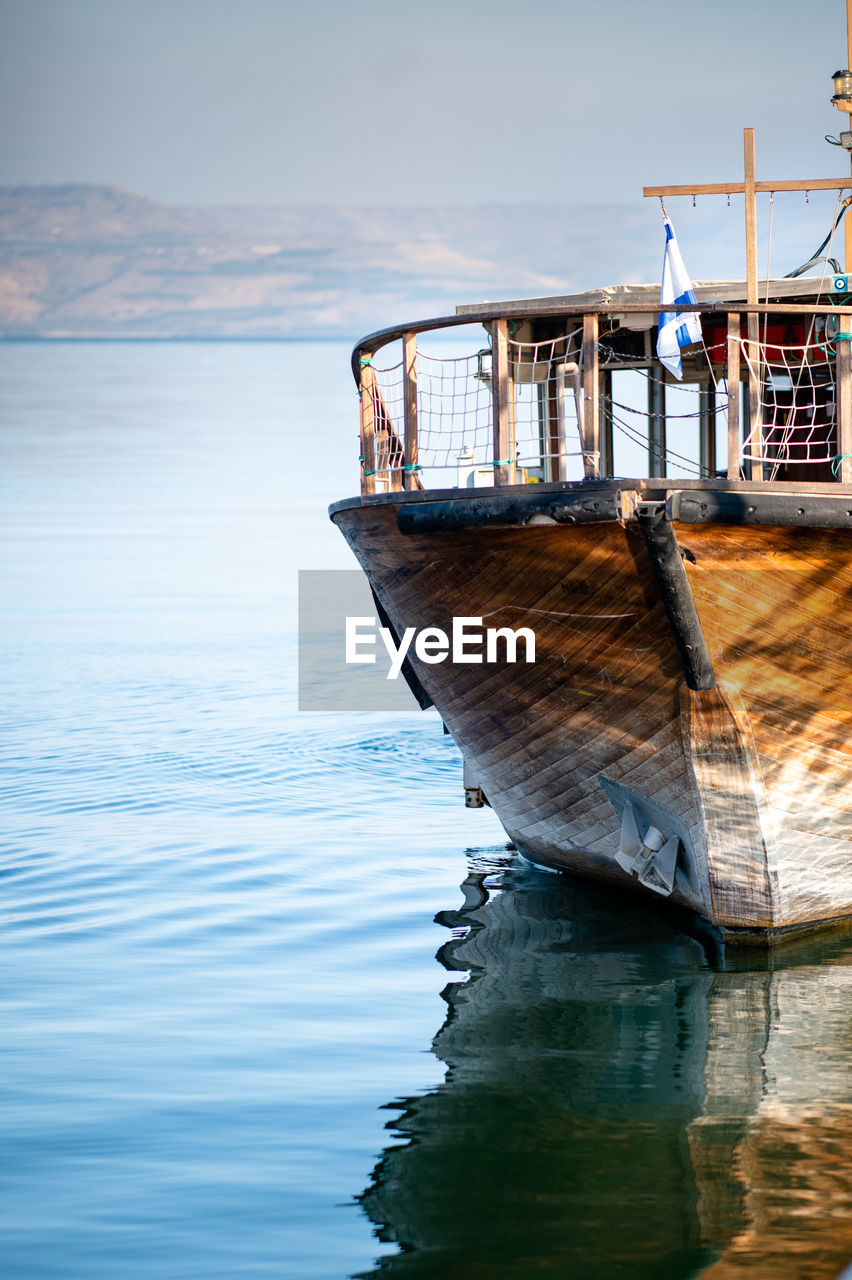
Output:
left=606, top=401, right=704, bottom=476
left=786, top=196, right=851, bottom=278
left=811, top=190, right=844, bottom=307
left=701, top=340, right=720, bottom=391
left=762, top=191, right=774, bottom=355
left=832, top=454, right=852, bottom=477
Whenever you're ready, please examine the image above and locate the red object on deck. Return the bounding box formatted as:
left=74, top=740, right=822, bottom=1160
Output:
left=703, top=318, right=828, bottom=366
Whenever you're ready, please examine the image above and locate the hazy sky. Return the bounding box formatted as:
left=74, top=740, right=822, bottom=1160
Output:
left=0, top=0, right=849, bottom=207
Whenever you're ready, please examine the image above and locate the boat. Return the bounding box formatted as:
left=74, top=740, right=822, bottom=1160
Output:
left=330, top=50, right=852, bottom=944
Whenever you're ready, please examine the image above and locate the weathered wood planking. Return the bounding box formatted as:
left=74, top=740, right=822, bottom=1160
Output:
left=681, top=685, right=776, bottom=929
left=335, top=506, right=710, bottom=915
left=681, top=521, right=852, bottom=927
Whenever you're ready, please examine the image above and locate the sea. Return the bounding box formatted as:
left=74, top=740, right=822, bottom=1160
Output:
left=2, top=340, right=852, bottom=1280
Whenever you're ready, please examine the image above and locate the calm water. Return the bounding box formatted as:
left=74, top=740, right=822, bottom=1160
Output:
left=2, top=342, right=852, bottom=1280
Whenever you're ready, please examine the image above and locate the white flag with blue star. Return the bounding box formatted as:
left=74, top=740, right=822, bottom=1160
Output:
left=657, top=217, right=701, bottom=380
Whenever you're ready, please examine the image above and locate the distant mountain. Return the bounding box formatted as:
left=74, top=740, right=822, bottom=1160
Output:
left=0, top=184, right=207, bottom=243
left=0, top=183, right=825, bottom=339
left=0, top=184, right=646, bottom=339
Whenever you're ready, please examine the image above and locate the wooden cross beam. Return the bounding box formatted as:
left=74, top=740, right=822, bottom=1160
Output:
left=644, top=127, right=852, bottom=483
left=644, top=129, right=852, bottom=298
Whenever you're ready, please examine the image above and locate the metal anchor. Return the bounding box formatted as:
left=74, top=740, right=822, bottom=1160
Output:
left=614, top=800, right=680, bottom=897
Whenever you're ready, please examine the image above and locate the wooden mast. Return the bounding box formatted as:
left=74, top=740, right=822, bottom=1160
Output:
left=847, top=0, right=852, bottom=273
left=743, top=129, right=763, bottom=480
left=643, top=148, right=852, bottom=288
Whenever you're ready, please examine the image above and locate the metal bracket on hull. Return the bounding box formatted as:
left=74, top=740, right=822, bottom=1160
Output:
left=600, top=776, right=702, bottom=902
left=463, top=756, right=488, bottom=808
left=614, top=801, right=680, bottom=897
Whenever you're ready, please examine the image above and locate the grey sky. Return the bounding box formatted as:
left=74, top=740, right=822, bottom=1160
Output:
left=0, top=0, right=848, bottom=206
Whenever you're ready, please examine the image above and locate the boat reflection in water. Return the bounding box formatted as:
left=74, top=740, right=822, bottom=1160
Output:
left=355, top=855, right=852, bottom=1280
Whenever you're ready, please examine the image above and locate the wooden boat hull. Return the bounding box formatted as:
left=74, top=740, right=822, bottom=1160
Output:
left=331, top=480, right=852, bottom=941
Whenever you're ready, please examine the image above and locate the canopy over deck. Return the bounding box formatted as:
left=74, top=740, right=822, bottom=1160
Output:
left=456, top=276, right=839, bottom=324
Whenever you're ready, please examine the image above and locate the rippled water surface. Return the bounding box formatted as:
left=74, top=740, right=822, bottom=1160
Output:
left=3, top=342, right=852, bottom=1280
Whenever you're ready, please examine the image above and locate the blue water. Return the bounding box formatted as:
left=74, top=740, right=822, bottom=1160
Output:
left=3, top=342, right=852, bottom=1280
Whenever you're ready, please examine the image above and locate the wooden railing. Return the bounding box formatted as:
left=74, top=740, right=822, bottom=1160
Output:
left=353, top=302, right=852, bottom=495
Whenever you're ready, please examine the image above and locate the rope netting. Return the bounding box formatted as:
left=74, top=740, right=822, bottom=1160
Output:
left=372, top=330, right=586, bottom=486
left=739, top=332, right=837, bottom=475
left=416, top=350, right=493, bottom=483
left=366, top=320, right=849, bottom=487
left=507, top=329, right=585, bottom=481
left=368, top=357, right=405, bottom=479
left=376, top=327, right=588, bottom=486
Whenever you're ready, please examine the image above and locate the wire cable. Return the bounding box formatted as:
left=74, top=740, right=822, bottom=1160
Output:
left=786, top=198, right=852, bottom=278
